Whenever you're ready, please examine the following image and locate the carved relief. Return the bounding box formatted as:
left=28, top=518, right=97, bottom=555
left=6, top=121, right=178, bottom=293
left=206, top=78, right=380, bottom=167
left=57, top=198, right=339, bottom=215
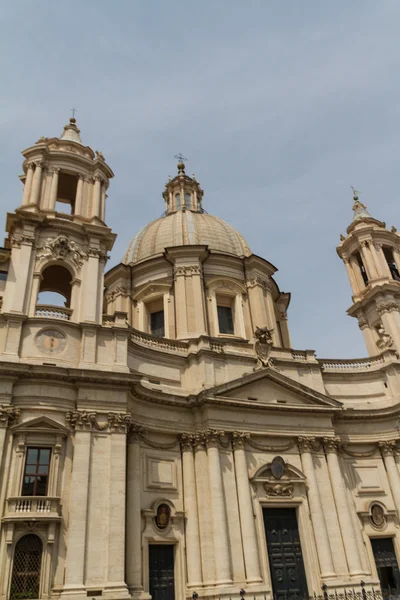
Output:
left=254, top=325, right=274, bottom=368
left=264, top=482, right=293, bottom=497
left=36, top=235, right=87, bottom=269
left=377, top=302, right=400, bottom=315
left=65, top=410, right=132, bottom=433
left=174, top=265, right=201, bottom=277
left=246, top=276, right=272, bottom=291
left=0, top=405, right=20, bottom=428
left=155, top=503, right=171, bottom=530
left=376, top=325, right=393, bottom=351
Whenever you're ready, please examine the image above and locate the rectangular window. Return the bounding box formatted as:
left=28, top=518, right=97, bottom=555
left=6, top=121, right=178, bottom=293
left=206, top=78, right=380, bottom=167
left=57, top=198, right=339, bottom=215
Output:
left=151, top=310, right=165, bottom=338
left=0, top=271, right=7, bottom=281
left=217, top=305, right=234, bottom=335
left=22, top=447, right=51, bottom=496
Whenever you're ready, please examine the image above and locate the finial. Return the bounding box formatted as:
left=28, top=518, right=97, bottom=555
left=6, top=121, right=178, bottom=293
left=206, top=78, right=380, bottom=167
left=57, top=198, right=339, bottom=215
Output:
left=174, top=153, right=187, bottom=173
left=340, top=234, right=345, bottom=241
left=392, top=226, right=397, bottom=233
left=351, top=185, right=360, bottom=201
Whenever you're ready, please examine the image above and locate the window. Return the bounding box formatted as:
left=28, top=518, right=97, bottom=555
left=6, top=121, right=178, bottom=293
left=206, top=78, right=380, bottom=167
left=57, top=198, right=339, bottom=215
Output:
left=150, top=310, right=165, bottom=338
left=184, top=192, right=191, bottom=208
left=0, top=271, right=7, bottom=281
left=175, top=193, right=181, bottom=210
left=22, top=448, right=51, bottom=496
left=217, top=305, right=234, bottom=335
left=383, top=247, right=400, bottom=281
left=10, top=534, right=43, bottom=600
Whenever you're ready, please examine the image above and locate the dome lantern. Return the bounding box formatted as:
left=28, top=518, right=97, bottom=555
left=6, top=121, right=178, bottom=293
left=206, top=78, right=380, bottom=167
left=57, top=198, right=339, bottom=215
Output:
left=163, top=160, right=204, bottom=215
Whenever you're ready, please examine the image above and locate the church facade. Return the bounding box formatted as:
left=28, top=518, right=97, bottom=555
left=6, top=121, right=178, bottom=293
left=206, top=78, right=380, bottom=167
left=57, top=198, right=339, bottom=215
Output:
left=1, top=119, right=400, bottom=600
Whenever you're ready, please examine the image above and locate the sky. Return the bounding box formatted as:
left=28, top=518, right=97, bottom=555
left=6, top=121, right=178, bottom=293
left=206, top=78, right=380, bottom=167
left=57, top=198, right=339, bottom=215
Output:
left=1, top=1, right=399, bottom=358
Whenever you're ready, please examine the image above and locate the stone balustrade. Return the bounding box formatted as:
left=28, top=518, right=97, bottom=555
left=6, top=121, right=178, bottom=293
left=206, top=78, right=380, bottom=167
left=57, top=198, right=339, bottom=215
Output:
left=4, top=496, right=61, bottom=521
left=35, top=304, right=72, bottom=320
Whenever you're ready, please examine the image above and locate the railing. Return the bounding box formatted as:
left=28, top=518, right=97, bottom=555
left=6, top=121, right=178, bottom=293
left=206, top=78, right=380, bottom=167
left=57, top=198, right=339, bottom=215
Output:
left=130, top=329, right=189, bottom=355
left=319, top=355, right=385, bottom=371
left=4, top=496, right=61, bottom=520
left=35, top=304, right=72, bottom=320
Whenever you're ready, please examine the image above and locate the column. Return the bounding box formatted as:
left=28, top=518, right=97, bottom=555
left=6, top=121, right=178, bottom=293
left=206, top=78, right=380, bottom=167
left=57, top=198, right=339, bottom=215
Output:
left=194, top=436, right=215, bottom=585
left=298, top=437, right=335, bottom=578
left=74, top=176, right=84, bottom=216
left=376, top=243, right=392, bottom=279
left=126, top=430, right=143, bottom=593
left=22, top=163, right=34, bottom=206
left=370, top=243, right=386, bottom=278
left=379, top=442, right=400, bottom=514
left=247, top=278, right=268, bottom=331
left=100, top=184, right=107, bottom=221
left=63, top=429, right=92, bottom=590
left=180, top=435, right=202, bottom=587
left=30, top=161, right=44, bottom=206
left=323, top=438, right=363, bottom=576
left=360, top=242, right=377, bottom=280
left=393, top=248, right=400, bottom=277
left=206, top=432, right=232, bottom=586
left=343, top=258, right=359, bottom=295
left=92, top=176, right=102, bottom=218
left=107, top=429, right=129, bottom=595
left=378, top=304, right=400, bottom=354
left=265, top=282, right=278, bottom=345
left=349, top=255, right=366, bottom=291
left=232, top=433, right=262, bottom=584
left=191, top=266, right=207, bottom=335
left=48, top=168, right=60, bottom=211
left=28, top=273, right=42, bottom=317
left=358, top=319, right=377, bottom=356
left=174, top=267, right=188, bottom=338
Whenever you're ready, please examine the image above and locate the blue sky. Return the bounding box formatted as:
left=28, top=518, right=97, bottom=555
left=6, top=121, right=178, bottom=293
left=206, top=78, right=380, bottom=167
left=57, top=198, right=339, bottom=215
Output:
left=1, top=1, right=399, bottom=357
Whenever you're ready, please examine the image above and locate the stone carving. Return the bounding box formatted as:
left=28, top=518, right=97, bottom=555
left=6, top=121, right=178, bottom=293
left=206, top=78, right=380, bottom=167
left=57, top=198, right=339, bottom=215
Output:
left=298, top=436, right=319, bottom=452
left=174, top=265, right=201, bottom=277
left=370, top=503, right=386, bottom=528
left=377, top=302, right=400, bottom=315
left=246, top=276, right=272, bottom=291
left=264, top=482, right=293, bottom=497
left=155, top=503, right=171, bottom=530
left=378, top=441, right=397, bottom=456
left=254, top=326, right=274, bottom=367
left=231, top=431, right=250, bottom=450
left=376, top=326, right=393, bottom=351
left=0, top=405, right=20, bottom=428
left=36, top=235, right=87, bottom=269
left=246, top=436, right=294, bottom=452
left=322, top=437, right=340, bottom=452
left=66, top=410, right=132, bottom=433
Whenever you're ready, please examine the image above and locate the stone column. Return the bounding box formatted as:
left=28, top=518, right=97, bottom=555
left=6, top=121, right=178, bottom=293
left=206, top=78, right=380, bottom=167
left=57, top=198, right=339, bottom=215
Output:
left=194, top=435, right=215, bottom=585
left=205, top=431, right=232, bottom=586
left=298, top=437, right=335, bottom=578
left=323, top=437, right=363, bottom=576
left=265, top=281, right=278, bottom=345
left=393, top=247, right=400, bottom=277
left=180, top=435, right=202, bottom=587
left=30, top=161, right=44, bottom=207
left=22, top=163, right=34, bottom=206
left=174, top=267, right=188, bottom=338
left=48, top=168, right=60, bottom=211
left=375, top=243, right=392, bottom=278
left=63, top=428, right=92, bottom=590
left=92, top=176, right=102, bottom=219
left=190, top=266, right=207, bottom=335
left=349, top=254, right=366, bottom=291
left=100, top=184, right=107, bottom=221
left=107, top=426, right=129, bottom=595
left=370, top=243, right=386, bottom=278
left=379, top=442, right=400, bottom=514
left=232, top=433, right=262, bottom=584
left=358, top=318, right=377, bottom=356
left=344, top=258, right=359, bottom=295
left=0, top=407, right=19, bottom=474
left=74, top=176, right=84, bottom=216
left=360, top=242, right=377, bottom=280
left=126, top=427, right=143, bottom=593
left=28, top=273, right=42, bottom=317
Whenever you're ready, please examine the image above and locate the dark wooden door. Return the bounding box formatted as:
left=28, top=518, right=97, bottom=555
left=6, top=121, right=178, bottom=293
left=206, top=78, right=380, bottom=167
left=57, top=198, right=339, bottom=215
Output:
left=149, top=545, right=175, bottom=600
left=371, top=538, right=400, bottom=592
left=263, top=507, right=308, bottom=600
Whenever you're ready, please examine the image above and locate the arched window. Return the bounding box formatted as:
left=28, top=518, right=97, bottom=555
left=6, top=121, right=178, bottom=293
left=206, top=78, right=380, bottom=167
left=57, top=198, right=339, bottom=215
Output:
left=383, top=247, right=400, bottom=281
left=355, top=252, right=369, bottom=286
left=184, top=192, right=191, bottom=208
left=175, top=193, right=181, bottom=210
left=10, top=534, right=43, bottom=600
left=37, top=265, right=72, bottom=307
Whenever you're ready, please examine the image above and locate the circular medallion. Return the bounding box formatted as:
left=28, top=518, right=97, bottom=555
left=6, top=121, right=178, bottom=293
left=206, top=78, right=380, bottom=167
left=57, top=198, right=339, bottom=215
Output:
left=370, top=503, right=385, bottom=528
left=36, top=329, right=67, bottom=355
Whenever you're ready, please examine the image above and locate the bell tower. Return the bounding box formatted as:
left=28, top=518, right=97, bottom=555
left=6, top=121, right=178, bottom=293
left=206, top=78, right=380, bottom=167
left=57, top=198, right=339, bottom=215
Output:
left=337, top=189, right=400, bottom=356
left=1, top=117, right=116, bottom=360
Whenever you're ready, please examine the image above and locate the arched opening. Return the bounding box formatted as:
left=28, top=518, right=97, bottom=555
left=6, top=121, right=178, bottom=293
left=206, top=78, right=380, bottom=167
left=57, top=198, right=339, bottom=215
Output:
left=55, top=171, right=77, bottom=214
left=36, top=265, right=73, bottom=319
left=10, top=534, right=43, bottom=600
left=184, top=192, right=191, bottom=209
left=383, top=247, right=400, bottom=281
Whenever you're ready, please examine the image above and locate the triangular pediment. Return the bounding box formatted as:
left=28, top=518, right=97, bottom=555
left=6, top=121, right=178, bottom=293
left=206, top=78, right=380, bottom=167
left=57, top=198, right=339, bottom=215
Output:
left=204, top=367, right=342, bottom=409
left=11, top=415, right=70, bottom=435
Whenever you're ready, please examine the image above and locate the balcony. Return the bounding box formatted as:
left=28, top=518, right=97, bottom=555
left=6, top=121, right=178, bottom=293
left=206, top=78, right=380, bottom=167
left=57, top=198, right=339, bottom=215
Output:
left=2, top=497, right=62, bottom=522
left=35, top=304, right=72, bottom=320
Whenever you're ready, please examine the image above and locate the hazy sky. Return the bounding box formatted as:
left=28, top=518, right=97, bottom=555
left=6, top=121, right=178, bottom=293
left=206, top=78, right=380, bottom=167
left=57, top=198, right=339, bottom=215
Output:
left=1, top=1, right=399, bottom=358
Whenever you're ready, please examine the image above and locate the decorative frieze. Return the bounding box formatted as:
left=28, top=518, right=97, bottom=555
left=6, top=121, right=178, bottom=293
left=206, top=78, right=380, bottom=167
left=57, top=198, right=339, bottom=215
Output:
left=0, top=405, right=20, bottom=428
left=65, top=410, right=132, bottom=433
left=174, top=265, right=202, bottom=277
left=246, top=276, right=272, bottom=291
left=36, top=235, right=87, bottom=269
left=264, top=482, right=293, bottom=497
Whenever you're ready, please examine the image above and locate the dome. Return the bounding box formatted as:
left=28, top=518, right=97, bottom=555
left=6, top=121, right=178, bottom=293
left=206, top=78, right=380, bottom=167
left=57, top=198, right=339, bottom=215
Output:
left=123, top=210, right=251, bottom=264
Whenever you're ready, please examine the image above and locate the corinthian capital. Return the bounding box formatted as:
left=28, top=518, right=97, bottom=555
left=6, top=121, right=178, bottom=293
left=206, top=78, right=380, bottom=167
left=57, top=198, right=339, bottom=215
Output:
left=322, top=437, right=340, bottom=453
left=378, top=441, right=396, bottom=456
left=231, top=431, right=250, bottom=450
left=179, top=432, right=196, bottom=451
left=0, top=405, right=20, bottom=428
left=298, top=436, right=317, bottom=452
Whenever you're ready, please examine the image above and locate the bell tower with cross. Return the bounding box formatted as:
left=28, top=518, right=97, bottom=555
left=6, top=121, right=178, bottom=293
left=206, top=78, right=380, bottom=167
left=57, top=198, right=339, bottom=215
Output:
left=337, top=188, right=400, bottom=356
left=1, top=116, right=117, bottom=363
